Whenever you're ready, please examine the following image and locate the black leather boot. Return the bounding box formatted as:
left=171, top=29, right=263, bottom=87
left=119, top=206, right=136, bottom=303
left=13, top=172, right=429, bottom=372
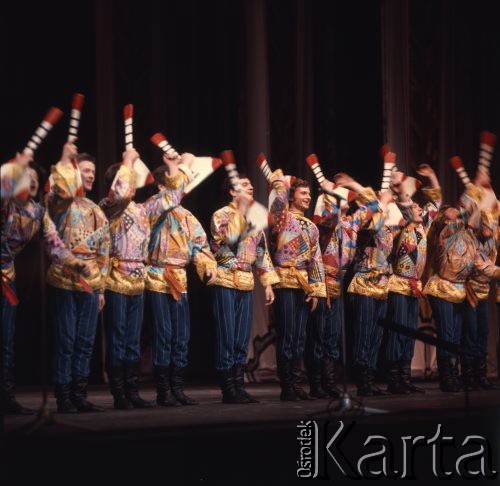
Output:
left=321, top=358, right=342, bottom=398
left=124, top=361, right=154, bottom=408
left=356, top=365, right=374, bottom=397
left=399, top=360, right=425, bottom=393
left=277, top=359, right=300, bottom=401
left=1, top=368, right=34, bottom=415
left=291, top=360, right=316, bottom=400
left=307, top=360, right=328, bottom=398
left=438, top=358, right=460, bottom=392
left=386, top=361, right=410, bottom=394
left=70, top=376, right=105, bottom=412
left=234, top=364, right=259, bottom=403
left=460, top=357, right=479, bottom=391
left=108, top=363, right=133, bottom=409
left=170, top=365, right=198, bottom=405
left=55, top=383, right=78, bottom=413
left=218, top=368, right=249, bottom=404
left=474, top=357, right=500, bottom=390
left=449, top=357, right=462, bottom=391
left=367, top=368, right=390, bottom=396
left=155, top=366, right=181, bottom=406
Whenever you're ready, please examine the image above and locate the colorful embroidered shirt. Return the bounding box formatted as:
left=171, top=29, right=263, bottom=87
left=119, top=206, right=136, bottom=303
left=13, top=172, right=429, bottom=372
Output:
left=144, top=171, right=216, bottom=296
left=424, top=186, right=499, bottom=303
left=1, top=162, right=79, bottom=288
left=388, top=187, right=442, bottom=297
left=314, top=188, right=380, bottom=298
left=467, top=208, right=499, bottom=301
left=99, top=165, right=150, bottom=296
left=268, top=170, right=326, bottom=297
left=347, top=192, right=392, bottom=300
left=210, top=202, right=279, bottom=291
left=45, top=161, right=110, bottom=292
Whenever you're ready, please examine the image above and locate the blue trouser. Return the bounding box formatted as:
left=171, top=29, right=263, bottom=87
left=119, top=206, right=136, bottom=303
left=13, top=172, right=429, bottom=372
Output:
left=2, top=283, right=17, bottom=369
left=463, top=300, right=489, bottom=358
left=428, top=296, right=463, bottom=360
left=147, top=290, right=190, bottom=368
left=51, top=286, right=100, bottom=385
left=349, top=293, right=387, bottom=369
left=305, top=297, right=342, bottom=364
left=274, top=288, right=310, bottom=361
left=324, top=297, right=342, bottom=360
left=103, top=290, right=144, bottom=367
left=211, top=286, right=253, bottom=371
left=385, top=292, right=419, bottom=362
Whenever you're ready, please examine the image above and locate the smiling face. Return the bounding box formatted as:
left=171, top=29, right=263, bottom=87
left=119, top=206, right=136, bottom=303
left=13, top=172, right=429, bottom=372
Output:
left=230, top=177, right=254, bottom=199
left=78, top=160, right=96, bottom=192
left=291, top=185, right=311, bottom=212
left=27, top=167, right=39, bottom=198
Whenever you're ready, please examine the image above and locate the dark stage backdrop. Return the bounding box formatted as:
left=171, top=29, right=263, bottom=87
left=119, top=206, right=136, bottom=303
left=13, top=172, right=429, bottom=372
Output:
left=3, top=0, right=499, bottom=384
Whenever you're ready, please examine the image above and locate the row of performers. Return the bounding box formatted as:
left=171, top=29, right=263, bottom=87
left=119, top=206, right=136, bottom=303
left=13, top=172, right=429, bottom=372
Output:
left=2, top=137, right=500, bottom=415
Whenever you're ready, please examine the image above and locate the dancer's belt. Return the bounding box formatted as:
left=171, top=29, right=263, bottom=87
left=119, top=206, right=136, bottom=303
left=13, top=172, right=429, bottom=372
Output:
left=276, top=266, right=313, bottom=294
left=163, top=264, right=186, bottom=301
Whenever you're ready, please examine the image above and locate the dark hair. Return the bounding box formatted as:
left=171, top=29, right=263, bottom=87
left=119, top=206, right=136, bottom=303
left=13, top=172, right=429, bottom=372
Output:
left=222, top=173, right=250, bottom=199
left=152, top=165, right=169, bottom=187
left=76, top=153, right=96, bottom=164
left=28, top=160, right=47, bottom=201
left=289, top=178, right=309, bottom=201
left=103, top=163, right=121, bottom=194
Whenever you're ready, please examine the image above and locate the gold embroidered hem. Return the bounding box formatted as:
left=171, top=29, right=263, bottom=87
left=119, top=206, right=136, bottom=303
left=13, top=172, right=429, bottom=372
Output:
left=326, top=280, right=341, bottom=299
left=467, top=280, right=491, bottom=302
left=309, top=282, right=327, bottom=298
left=423, top=275, right=465, bottom=303
left=105, top=268, right=144, bottom=296
left=274, top=267, right=308, bottom=290
left=347, top=274, right=388, bottom=300
left=145, top=267, right=188, bottom=295
left=274, top=267, right=326, bottom=298
left=47, top=261, right=102, bottom=292
left=194, top=260, right=218, bottom=282
left=387, top=274, right=423, bottom=297
left=259, top=270, right=280, bottom=288
left=214, top=267, right=255, bottom=291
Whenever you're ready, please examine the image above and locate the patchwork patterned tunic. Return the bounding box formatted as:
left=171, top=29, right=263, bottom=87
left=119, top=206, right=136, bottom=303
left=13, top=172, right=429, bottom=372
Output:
left=314, top=188, right=380, bottom=298
left=99, top=165, right=150, bottom=296
left=269, top=170, right=326, bottom=298
left=145, top=171, right=216, bottom=297
left=210, top=202, right=279, bottom=291
left=45, top=161, right=110, bottom=292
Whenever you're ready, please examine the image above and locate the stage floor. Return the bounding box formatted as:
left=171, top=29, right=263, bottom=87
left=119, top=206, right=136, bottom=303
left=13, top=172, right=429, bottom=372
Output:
left=3, top=382, right=500, bottom=486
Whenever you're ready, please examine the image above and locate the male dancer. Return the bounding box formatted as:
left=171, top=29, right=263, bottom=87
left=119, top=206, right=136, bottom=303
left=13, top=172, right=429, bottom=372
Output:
left=384, top=164, right=441, bottom=394
left=268, top=171, right=326, bottom=401
left=210, top=175, right=278, bottom=404
left=1, top=152, right=86, bottom=414
left=309, top=174, right=380, bottom=398
left=46, top=143, right=110, bottom=412
left=99, top=148, right=154, bottom=409
left=145, top=154, right=217, bottom=406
